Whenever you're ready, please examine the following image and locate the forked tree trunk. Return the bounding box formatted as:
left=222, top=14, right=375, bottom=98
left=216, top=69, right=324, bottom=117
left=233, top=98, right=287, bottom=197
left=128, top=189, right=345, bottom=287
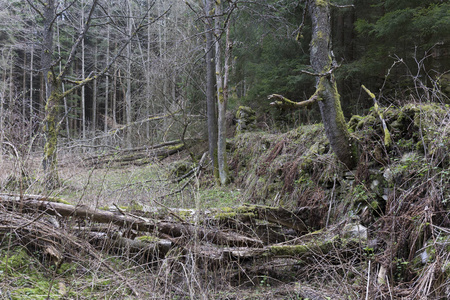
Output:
left=307, top=0, right=357, bottom=169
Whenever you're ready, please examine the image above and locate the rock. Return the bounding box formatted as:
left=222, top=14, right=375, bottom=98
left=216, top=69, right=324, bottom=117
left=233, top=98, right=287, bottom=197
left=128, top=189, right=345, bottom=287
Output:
left=343, top=223, right=368, bottom=240
left=235, top=106, right=256, bottom=134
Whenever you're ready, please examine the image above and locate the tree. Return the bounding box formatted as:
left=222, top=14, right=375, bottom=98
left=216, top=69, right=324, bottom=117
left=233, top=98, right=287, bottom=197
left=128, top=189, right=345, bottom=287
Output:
left=26, top=0, right=152, bottom=189
left=203, top=0, right=218, bottom=179
left=270, top=0, right=357, bottom=169
left=26, top=0, right=102, bottom=189
left=214, top=1, right=236, bottom=185
left=308, top=0, right=357, bottom=168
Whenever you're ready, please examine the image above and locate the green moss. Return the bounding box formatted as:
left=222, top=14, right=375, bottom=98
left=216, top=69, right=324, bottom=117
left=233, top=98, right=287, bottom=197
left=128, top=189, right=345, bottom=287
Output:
left=356, top=115, right=377, bottom=130
left=136, top=235, right=160, bottom=243
left=46, top=197, right=72, bottom=205
left=370, top=200, right=379, bottom=210
left=167, top=143, right=185, bottom=151
left=348, top=115, right=363, bottom=131
left=270, top=244, right=310, bottom=256
left=128, top=201, right=144, bottom=211
left=215, top=212, right=256, bottom=219
left=315, top=0, right=328, bottom=7
left=0, top=248, right=29, bottom=274
left=383, top=127, right=392, bottom=147
left=1, top=247, right=74, bottom=299
left=57, top=262, right=77, bottom=275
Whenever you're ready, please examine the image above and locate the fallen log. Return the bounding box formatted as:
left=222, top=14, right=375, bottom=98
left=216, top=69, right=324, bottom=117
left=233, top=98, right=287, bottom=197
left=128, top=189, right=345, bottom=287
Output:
left=1, top=192, right=372, bottom=299
left=86, top=231, right=172, bottom=261
left=0, top=194, right=263, bottom=248
left=210, top=205, right=311, bottom=233
left=85, top=142, right=186, bottom=167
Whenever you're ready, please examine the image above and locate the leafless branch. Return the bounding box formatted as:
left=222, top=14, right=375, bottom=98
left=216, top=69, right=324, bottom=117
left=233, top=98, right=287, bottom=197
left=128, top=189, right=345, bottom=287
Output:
left=294, top=5, right=308, bottom=41
left=301, top=62, right=341, bottom=77
left=269, top=93, right=319, bottom=109
left=25, top=0, right=44, bottom=19
left=330, top=3, right=354, bottom=9
left=59, top=0, right=99, bottom=78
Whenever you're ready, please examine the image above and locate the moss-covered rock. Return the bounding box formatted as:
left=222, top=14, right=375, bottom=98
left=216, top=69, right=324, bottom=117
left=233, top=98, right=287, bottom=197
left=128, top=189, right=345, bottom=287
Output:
left=235, top=106, right=257, bottom=134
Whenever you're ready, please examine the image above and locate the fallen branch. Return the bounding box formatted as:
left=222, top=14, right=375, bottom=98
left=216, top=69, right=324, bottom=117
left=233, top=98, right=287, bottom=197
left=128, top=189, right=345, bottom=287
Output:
left=85, top=142, right=186, bottom=167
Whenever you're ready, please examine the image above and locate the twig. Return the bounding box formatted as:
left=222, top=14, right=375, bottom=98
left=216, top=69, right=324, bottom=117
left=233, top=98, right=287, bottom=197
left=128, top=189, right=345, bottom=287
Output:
left=365, top=260, right=371, bottom=300
left=362, top=85, right=391, bottom=147
left=330, top=3, right=354, bottom=8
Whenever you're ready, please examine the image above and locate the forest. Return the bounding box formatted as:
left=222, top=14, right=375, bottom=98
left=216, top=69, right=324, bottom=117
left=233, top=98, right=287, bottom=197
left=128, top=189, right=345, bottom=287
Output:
left=0, top=0, right=449, bottom=299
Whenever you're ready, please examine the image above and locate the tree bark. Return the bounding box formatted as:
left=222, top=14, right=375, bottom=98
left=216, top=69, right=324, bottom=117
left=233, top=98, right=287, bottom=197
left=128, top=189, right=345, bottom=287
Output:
left=81, top=0, right=86, bottom=141
left=307, top=0, right=357, bottom=169
left=104, top=3, right=111, bottom=133
left=29, top=44, right=34, bottom=137
left=215, top=2, right=231, bottom=185
left=40, top=0, right=59, bottom=189
left=125, top=0, right=133, bottom=148
left=93, top=41, right=98, bottom=133
left=203, top=0, right=219, bottom=179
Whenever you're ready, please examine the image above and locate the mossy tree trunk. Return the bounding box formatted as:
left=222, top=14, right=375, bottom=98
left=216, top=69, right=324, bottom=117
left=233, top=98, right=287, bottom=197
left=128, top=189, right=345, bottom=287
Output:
left=42, top=76, right=62, bottom=189
left=307, top=0, right=357, bottom=169
left=35, top=0, right=101, bottom=189
left=214, top=1, right=231, bottom=185
left=40, top=0, right=59, bottom=189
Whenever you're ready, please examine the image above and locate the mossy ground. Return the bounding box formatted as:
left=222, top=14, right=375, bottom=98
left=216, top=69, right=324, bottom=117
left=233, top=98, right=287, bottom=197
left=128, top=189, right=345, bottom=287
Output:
left=0, top=245, right=144, bottom=299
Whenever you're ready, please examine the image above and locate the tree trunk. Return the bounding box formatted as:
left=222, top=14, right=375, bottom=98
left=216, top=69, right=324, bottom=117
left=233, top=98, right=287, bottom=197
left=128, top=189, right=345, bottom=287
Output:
left=41, top=0, right=60, bottom=189
left=81, top=0, right=86, bottom=141
left=42, top=79, right=61, bottom=189
left=215, top=2, right=230, bottom=185
left=307, top=0, right=357, bottom=169
left=204, top=0, right=218, bottom=179
left=125, top=0, right=133, bottom=148
left=104, top=4, right=111, bottom=133
left=0, top=53, right=5, bottom=161
left=56, top=20, right=70, bottom=139
left=22, top=49, right=27, bottom=124
left=93, top=41, right=98, bottom=133
left=146, top=0, right=152, bottom=140
left=29, top=44, right=34, bottom=137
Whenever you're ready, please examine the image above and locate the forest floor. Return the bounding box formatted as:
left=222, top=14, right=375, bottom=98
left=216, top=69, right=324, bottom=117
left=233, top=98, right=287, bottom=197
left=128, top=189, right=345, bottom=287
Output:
left=1, top=102, right=450, bottom=299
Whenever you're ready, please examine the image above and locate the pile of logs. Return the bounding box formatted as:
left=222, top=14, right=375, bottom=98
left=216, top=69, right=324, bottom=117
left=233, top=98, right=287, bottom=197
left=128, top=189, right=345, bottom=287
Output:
left=0, top=193, right=368, bottom=296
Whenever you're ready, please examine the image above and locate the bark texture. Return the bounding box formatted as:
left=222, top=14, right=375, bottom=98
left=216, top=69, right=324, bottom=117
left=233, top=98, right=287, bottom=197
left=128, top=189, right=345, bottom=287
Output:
left=215, top=2, right=231, bottom=185
left=204, top=0, right=219, bottom=178
left=41, top=0, right=59, bottom=189
left=307, top=0, right=357, bottom=169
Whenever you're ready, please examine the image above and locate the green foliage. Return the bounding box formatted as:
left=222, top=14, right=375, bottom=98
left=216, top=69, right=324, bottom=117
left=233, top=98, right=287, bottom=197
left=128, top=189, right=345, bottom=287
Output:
left=231, top=3, right=315, bottom=122
left=352, top=1, right=450, bottom=82
left=236, top=36, right=313, bottom=106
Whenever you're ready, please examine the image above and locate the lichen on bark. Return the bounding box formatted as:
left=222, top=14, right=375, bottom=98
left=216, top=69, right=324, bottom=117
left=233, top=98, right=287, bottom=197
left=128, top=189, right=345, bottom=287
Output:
left=308, top=0, right=357, bottom=169
left=42, top=73, right=62, bottom=189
